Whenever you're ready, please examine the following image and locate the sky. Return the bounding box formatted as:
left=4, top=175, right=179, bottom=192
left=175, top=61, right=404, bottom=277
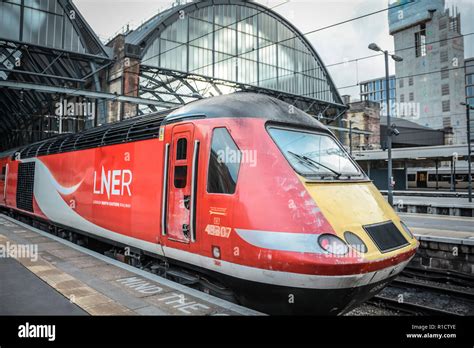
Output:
left=73, top=0, right=474, bottom=100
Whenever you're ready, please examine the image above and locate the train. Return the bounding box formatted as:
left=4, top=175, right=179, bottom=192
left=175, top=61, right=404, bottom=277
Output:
left=0, top=93, right=418, bottom=315
left=407, top=168, right=473, bottom=190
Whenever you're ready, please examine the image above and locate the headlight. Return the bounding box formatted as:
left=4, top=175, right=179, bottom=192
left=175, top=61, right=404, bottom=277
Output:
left=318, top=234, right=349, bottom=255
left=400, top=221, right=415, bottom=239
left=344, top=231, right=368, bottom=253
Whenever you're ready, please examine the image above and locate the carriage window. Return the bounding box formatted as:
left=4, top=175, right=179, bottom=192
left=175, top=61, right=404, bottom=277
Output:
left=0, top=166, right=5, bottom=181
left=440, top=175, right=451, bottom=182
left=174, top=138, right=188, bottom=188
left=207, top=128, right=241, bottom=194
left=176, top=138, right=187, bottom=160
left=174, top=166, right=187, bottom=188
left=407, top=174, right=416, bottom=181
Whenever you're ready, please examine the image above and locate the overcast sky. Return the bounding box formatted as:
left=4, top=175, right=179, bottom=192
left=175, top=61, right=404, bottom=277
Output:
left=74, top=0, right=474, bottom=99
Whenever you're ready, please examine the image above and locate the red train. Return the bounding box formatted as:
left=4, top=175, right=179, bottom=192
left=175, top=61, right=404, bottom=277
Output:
left=0, top=93, right=418, bottom=315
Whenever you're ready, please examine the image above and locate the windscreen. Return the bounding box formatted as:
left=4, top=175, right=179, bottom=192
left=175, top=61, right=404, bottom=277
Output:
left=268, top=127, right=363, bottom=179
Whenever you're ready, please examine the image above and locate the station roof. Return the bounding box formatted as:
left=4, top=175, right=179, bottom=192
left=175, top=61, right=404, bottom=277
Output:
left=380, top=116, right=442, bottom=131
left=1, top=92, right=329, bottom=159
left=353, top=144, right=469, bottom=162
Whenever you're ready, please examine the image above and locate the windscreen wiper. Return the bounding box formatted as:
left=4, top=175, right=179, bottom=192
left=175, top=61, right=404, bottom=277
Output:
left=287, top=150, right=320, bottom=173
left=287, top=151, right=341, bottom=177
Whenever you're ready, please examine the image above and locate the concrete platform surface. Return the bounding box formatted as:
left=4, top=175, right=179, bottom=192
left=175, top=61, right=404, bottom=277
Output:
left=401, top=213, right=474, bottom=245
left=0, top=257, right=88, bottom=315
left=0, top=214, right=261, bottom=316
left=391, top=195, right=474, bottom=209
left=381, top=190, right=468, bottom=198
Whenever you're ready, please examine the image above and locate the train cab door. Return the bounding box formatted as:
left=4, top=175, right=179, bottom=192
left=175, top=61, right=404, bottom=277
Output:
left=166, top=124, right=195, bottom=243
left=417, top=171, right=427, bottom=188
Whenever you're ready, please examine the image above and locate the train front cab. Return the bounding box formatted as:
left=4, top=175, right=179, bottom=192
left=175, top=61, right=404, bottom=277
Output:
left=160, top=115, right=418, bottom=314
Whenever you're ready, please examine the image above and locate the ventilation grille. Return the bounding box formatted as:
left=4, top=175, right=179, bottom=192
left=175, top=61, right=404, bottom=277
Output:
left=363, top=221, right=408, bottom=253
left=19, top=109, right=172, bottom=159
left=16, top=162, right=36, bottom=212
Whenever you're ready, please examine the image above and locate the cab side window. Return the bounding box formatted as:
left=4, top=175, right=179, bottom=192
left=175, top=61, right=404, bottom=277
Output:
left=207, top=128, right=241, bottom=194
left=0, top=166, right=5, bottom=181
left=174, top=138, right=188, bottom=188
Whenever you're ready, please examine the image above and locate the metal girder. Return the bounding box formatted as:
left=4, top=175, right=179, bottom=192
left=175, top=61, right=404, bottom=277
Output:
left=0, top=80, right=182, bottom=107
left=0, top=91, right=30, bottom=129
left=139, top=74, right=186, bottom=104
left=0, top=68, right=85, bottom=82
left=139, top=65, right=347, bottom=121
left=0, top=28, right=111, bottom=150
left=0, top=38, right=111, bottom=63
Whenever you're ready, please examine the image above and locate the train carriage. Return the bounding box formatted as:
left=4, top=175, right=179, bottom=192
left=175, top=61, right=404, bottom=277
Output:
left=0, top=93, right=418, bottom=315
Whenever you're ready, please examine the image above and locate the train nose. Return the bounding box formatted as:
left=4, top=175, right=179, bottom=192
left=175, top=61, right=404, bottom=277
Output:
left=302, top=181, right=418, bottom=260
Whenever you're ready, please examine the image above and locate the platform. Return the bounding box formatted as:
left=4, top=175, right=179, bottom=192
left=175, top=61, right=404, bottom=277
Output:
left=388, top=195, right=474, bottom=217
left=0, top=257, right=88, bottom=315
left=402, top=214, right=474, bottom=275
left=402, top=213, right=474, bottom=244
left=0, top=214, right=261, bottom=316
left=381, top=190, right=469, bottom=198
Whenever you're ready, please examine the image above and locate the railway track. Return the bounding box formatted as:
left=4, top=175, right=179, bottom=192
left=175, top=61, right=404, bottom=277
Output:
left=368, top=295, right=463, bottom=316
left=402, top=266, right=474, bottom=288
left=367, top=267, right=474, bottom=316
left=391, top=277, right=474, bottom=301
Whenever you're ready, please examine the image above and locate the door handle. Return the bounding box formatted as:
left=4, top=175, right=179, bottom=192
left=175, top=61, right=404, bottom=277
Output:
left=183, top=195, right=190, bottom=210
left=182, top=224, right=190, bottom=238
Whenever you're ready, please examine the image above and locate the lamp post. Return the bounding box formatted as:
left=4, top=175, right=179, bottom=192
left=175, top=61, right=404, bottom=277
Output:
left=368, top=43, right=403, bottom=206
left=341, top=119, right=353, bottom=155
left=461, top=102, right=474, bottom=203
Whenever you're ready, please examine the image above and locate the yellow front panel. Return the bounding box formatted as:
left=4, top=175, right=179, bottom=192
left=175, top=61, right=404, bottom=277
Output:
left=302, top=179, right=418, bottom=261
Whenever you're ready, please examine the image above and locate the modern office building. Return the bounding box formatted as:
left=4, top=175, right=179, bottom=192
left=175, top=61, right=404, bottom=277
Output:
left=388, top=0, right=466, bottom=144
left=466, top=57, right=474, bottom=142
left=359, top=75, right=396, bottom=116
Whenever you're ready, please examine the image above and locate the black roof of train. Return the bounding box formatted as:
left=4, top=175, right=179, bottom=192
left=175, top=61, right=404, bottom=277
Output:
left=166, top=93, right=329, bottom=129
left=5, top=93, right=329, bottom=159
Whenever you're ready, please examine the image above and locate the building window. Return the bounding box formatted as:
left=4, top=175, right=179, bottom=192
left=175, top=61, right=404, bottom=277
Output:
left=400, top=94, right=405, bottom=102
left=441, top=67, right=449, bottom=79
left=439, top=18, right=447, bottom=31
left=440, top=32, right=448, bottom=47
left=415, top=24, right=427, bottom=57
left=443, top=116, right=451, bottom=128
left=441, top=84, right=450, bottom=96
left=440, top=51, right=448, bottom=63
left=409, top=92, right=414, bottom=101
left=442, top=100, right=450, bottom=112
left=408, top=77, right=413, bottom=86
left=207, top=128, right=241, bottom=194
left=399, top=78, right=404, bottom=88
left=466, top=74, right=473, bottom=85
